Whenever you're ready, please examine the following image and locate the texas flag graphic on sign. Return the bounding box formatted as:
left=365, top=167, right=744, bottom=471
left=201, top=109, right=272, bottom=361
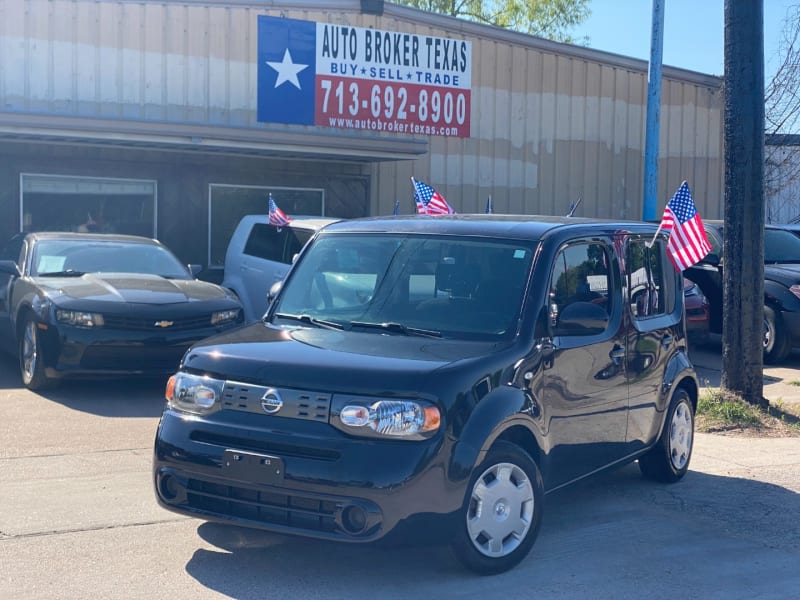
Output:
left=257, top=15, right=472, bottom=137
left=258, top=17, right=317, bottom=125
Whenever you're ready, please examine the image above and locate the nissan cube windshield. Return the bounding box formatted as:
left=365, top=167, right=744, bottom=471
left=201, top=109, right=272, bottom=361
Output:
left=272, top=233, right=533, bottom=340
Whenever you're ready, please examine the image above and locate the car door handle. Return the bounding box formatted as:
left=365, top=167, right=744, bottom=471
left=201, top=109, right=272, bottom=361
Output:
left=661, top=335, right=673, bottom=349
left=609, top=345, right=625, bottom=365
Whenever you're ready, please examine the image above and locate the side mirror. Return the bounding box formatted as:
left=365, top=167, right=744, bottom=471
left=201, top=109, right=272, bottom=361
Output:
left=267, top=280, right=283, bottom=305
left=187, top=264, right=203, bottom=277
left=0, top=260, right=21, bottom=277
left=703, top=252, right=720, bottom=267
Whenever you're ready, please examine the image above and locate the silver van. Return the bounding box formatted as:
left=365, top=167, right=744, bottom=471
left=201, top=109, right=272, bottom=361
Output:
left=222, top=215, right=338, bottom=322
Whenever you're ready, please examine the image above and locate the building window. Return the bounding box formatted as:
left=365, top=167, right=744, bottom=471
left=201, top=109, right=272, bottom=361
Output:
left=208, top=184, right=325, bottom=269
left=20, top=174, right=156, bottom=237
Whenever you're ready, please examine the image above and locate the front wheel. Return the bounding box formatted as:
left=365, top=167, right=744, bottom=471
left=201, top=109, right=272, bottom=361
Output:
left=639, top=388, right=694, bottom=483
left=19, top=317, right=54, bottom=391
left=763, top=306, right=791, bottom=364
left=450, top=441, right=544, bottom=575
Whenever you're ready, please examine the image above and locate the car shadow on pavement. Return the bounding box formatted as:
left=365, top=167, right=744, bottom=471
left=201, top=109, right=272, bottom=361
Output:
left=183, top=464, right=800, bottom=597
left=35, top=377, right=167, bottom=418
left=0, top=351, right=165, bottom=417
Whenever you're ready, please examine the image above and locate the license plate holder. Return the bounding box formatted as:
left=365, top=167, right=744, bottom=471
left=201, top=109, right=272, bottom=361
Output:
left=222, top=449, right=284, bottom=484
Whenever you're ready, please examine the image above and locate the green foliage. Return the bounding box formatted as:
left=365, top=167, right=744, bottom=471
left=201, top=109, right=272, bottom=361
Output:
left=697, top=391, right=763, bottom=428
left=394, top=0, right=591, bottom=42
left=697, top=389, right=800, bottom=434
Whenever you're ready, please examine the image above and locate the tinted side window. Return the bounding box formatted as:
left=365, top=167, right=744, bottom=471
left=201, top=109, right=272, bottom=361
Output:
left=551, top=243, right=612, bottom=336
left=0, top=234, right=25, bottom=264
left=243, top=224, right=286, bottom=263
left=627, top=238, right=666, bottom=319
left=285, top=228, right=315, bottom=262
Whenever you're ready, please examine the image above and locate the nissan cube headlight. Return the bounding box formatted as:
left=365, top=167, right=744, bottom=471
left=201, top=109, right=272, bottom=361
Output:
left=56, top=310, right=105, bottom=327
left=165, top=372, right=224, bottom=415
left=338, top=400, right=440, bottom=439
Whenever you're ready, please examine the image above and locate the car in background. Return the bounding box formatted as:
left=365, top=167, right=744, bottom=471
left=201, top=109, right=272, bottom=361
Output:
left=222, top=215, right=339, bottom=323
left=684, top=221, right=800, bottom=363
left=0, top=232, right=244, bottom=390
left=683, top=278, right=710, bottom=346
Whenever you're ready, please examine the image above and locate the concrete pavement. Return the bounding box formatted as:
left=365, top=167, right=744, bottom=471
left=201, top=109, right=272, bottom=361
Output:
left=689, top=335, right=800, bottom=407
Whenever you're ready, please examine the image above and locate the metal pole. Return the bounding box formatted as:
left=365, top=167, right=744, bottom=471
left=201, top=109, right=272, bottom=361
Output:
left=643, top=0, right=665, bottom=221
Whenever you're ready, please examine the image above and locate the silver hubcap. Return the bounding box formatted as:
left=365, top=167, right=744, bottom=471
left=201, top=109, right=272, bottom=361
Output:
left=669, top=400, right=694, bottom=470
left=763, top=317, right=773, bottom=349
left=22, top=321, right=37, bottom=383
left=466, top=462, right=534, bottom=558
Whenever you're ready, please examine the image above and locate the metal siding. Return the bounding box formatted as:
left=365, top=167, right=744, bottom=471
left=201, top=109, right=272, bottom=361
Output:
left=1, top=0, right=725, bottom=219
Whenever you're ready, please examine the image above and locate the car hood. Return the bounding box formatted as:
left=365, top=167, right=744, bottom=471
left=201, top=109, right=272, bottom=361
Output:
left=765, top=263, right=800, bottom=285
left=181, top=322, right=506, bottom=394
left=34, top=273, right=232, bottom=304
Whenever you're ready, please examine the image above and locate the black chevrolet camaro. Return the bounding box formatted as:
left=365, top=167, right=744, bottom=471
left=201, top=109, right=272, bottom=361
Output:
left=0, top=232, right=244, bottom=389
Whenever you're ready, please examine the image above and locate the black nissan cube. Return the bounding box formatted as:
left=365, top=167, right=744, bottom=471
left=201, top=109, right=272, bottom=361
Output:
left=153, top=214, right=699, bottom=575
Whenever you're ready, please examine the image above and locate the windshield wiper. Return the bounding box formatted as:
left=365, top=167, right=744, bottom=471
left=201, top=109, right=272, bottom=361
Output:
left=38, top=270, right=85, bottom=277
left=273, top=312, right=345, bottom=330
left=350, top=321, right=442, bottom=338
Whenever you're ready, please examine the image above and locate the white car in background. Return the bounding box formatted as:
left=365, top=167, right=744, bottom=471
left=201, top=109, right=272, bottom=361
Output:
left=222, top=215, right=338, bottom=323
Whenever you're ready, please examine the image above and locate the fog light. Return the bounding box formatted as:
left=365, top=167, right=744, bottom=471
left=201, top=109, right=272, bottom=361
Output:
left=159, top=474, right=180, bottom=501
left=341, top=505, right=368, bottom=534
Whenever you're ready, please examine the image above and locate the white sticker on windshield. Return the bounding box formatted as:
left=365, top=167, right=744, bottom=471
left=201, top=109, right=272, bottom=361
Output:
left=513, top=249, right=527, bottom=259
left=37, top=256, right=66, bottom=273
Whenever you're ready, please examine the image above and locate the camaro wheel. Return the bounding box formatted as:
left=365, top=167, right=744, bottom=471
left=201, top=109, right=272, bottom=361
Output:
left=639, top=388, right=694, bottom=483
left=763, top=306, right=791, bottom=364
left=19, top=317, right=53, bottom=391
left=451, top=441, right=544, bottom=575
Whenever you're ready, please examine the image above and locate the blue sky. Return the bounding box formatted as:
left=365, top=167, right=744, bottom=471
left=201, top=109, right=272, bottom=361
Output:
left=573, top=0, right=795, bottom=81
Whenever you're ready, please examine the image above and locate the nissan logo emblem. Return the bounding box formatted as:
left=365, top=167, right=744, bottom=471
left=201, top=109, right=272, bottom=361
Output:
left=261, top=389, right=283, bottom=414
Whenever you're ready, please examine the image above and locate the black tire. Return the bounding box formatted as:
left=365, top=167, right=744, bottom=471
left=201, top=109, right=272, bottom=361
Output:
left=450, top=440, right=544, bottom=575
left=763, top=306, right=791, bottom=364
left=19, top=316, right=54, bottom=391
left=639, top=388, right=694, bottom=483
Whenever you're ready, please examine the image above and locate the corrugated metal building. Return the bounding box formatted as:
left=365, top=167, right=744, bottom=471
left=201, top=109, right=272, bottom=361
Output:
left=0, top=0, right=724, bottom=277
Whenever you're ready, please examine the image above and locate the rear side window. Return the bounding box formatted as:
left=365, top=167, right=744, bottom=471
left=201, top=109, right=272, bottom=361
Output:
left=627, top=239, right=667, bottom=319
left=243, top=224, right=286, bottom=263
left=285, top=228, right=315, bottom=262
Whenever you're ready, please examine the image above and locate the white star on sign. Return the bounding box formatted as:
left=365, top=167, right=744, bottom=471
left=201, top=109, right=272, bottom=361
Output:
left=266, top=49, right=308, bottom=89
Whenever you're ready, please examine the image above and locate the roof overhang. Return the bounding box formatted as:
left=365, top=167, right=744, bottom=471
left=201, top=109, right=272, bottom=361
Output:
left=0, top=112, right=428, bottom=162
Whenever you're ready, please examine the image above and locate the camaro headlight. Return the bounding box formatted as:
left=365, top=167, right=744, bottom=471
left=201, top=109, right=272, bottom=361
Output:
left=165, top=372, right=224, bottom=415
left=339, top=400, right=440, bottom=438
left=56, top=310, right=104, bottom=327
left=211, top=308, right=241, bottom=325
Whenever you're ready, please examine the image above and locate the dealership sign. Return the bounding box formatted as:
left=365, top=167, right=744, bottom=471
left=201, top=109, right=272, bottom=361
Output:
left=257, top=16, right=472, bottom=137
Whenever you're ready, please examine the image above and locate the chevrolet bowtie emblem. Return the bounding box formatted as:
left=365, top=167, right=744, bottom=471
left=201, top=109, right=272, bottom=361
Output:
left=154, top=320, right=174, bottom=328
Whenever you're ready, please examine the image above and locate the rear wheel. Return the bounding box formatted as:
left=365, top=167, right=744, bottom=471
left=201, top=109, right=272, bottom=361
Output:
left=763, top=306, right=791, bottom=364
left=639, top=388, right=694, bottom=483
left=19, top=317, right=54, bottom=390
left=450, top=441, right=544, bottom=575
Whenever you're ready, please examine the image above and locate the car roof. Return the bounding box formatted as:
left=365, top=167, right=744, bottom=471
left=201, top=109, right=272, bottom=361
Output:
left=24, top=231, right=161, bottom=244
left=236, top=215, right=340, bottom=231
left=319, top=213, right=660, bottom=241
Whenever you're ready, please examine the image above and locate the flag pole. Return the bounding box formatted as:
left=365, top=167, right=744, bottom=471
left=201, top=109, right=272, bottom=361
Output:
left=645, top=220, right=664, bottom=248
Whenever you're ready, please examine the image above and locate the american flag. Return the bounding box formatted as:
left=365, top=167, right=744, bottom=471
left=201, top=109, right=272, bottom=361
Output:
left=268, top=194, right=292, bottom=227
left=659, top=181, right=711, bottom=271
left=412, top=177, right=455, bottom=215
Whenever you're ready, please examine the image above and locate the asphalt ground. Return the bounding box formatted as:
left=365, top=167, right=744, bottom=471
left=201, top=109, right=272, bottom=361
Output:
left=0, top=345, right=798, bottom=599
